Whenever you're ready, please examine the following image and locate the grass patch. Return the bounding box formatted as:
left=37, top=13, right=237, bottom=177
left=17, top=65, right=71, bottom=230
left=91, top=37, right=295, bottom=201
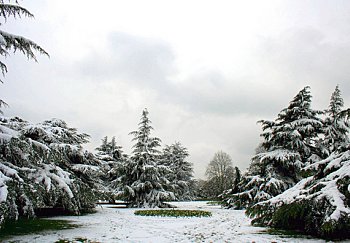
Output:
left=134, top=209, right=212, bottom=218
left=206, top=201, right=222, bottom=206
left=0, top=218, right=79, bottom=240
left=55, top=237, right=101, bottom=243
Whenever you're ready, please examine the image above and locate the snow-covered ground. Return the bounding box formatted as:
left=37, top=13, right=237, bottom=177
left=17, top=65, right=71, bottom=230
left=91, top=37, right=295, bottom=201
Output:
left=3, top=201, right=337, bottom=243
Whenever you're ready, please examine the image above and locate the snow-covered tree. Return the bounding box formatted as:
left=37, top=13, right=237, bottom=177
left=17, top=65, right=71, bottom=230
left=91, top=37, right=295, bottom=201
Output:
left=160, top=142, right=194, bottom=200
left=319, top=85, right=350, bottom=157
left=247, top=150, right=350, bottom=239
left=0, top=1, right=48, bottom=112
left=115, top=109, right=174, bottom=207
left=224, top=87, right=323, bottom=208
left=95, top=136, right=127, bottom=202
left=0, top=116, right=102, bottom=227
left=96, top=136, right=124, bottom=161
left=259, top=86, right=322, bottom=165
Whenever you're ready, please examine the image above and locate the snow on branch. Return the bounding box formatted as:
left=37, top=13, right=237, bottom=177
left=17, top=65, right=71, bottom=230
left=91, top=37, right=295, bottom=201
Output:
left=254, top=149, right=300, bottom=164
left=0, top=3, right=34, bottom=21
left=0, top=30, right=48, bottom=60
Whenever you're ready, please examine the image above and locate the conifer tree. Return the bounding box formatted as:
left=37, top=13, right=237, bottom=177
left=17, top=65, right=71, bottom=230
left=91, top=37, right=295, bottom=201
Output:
left=247, top=149, right=350, bottom=239
left=320, top=85, right=350, bottom=156
left=96, top=136, right=109, bottom=155
left=244, top=86, right=350, bottom=239
left=96, top=136, right=124, bottom=160
left=0, top=117, right=101, bottom=227
left=160, top=142, right=194, bottom=200
left=224, top=86, right=322, bottom=208
left=116, top=109, right=174, bottom=207
left=95, top=136, right=126, bottom=202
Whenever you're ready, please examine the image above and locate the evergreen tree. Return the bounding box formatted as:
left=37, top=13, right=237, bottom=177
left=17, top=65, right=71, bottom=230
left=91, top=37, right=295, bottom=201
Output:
left=320, top=85, right=350, bottom=156
left=95, top=136, right=126, bottom=202
left=96, top=136, right=124, bottom=160
left=0, top=116, right=102, bottom=227
left=160, top=142, right=194, bottom=200
left=224, top=86, right=322, bottom=208
left=247, top=150, right=350, bottom=239
left=244, top=86, right=350, bottom=239
left=96, top=136, right=109, bottom=156
left=116, top=109, right=174, bottom=207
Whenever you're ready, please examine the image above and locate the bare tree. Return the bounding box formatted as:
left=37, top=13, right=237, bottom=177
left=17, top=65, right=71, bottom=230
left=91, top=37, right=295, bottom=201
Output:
left=205, top=151, right=235, bottom=197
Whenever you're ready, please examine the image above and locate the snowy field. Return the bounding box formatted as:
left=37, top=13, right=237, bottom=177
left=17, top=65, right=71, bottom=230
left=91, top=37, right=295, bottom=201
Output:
left=3, top=201, right=341, bottom=243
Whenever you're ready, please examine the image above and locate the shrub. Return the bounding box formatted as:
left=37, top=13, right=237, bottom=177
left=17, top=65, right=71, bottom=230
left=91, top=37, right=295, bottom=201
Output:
left=134, top=209, right=212, bottom=217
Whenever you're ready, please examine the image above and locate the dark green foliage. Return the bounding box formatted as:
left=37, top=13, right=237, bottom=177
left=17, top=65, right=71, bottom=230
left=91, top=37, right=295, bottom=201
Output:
left=271, top=202, right=310, bottom=231
left=254, top=201, right=350, bottom=240
left=134, top=209, right=212, bottom=217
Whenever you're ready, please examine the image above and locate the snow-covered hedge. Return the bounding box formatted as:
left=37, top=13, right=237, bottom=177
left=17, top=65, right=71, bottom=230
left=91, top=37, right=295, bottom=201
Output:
left=0, top=117, right=103, bottom=227
left=247, top=151, right=350, bottom=239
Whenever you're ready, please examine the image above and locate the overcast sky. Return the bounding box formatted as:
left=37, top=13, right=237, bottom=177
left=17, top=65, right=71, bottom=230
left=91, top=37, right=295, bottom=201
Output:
left=2, top=0, right=350, bottom=178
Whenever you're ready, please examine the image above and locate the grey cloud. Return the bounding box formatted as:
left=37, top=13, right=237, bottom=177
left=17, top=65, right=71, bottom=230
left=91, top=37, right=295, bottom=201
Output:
left=77, top=33, right=288, bottom=118
left=78, top=32, right=176, bottom=88
left=257, top=27, right=350, bottom=97
left=161, top=71, right=286, bottom=118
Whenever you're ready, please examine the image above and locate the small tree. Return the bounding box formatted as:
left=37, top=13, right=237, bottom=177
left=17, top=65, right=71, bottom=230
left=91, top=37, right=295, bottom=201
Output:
left=319, top=85, right=350, bottom=157
left=95, top=136, right=126, bottom=202
left=205, top=151, right=235, bottom=197
left=96, top=136, right=124, bottom=160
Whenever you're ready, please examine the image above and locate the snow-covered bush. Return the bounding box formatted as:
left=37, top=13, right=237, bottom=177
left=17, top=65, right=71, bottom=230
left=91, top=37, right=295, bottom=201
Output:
left=0, top=116, right=102, bottom=227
